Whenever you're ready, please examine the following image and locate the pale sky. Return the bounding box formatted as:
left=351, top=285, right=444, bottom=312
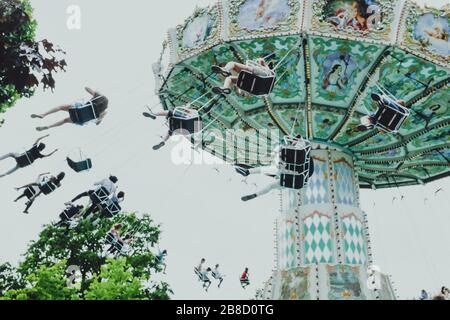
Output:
left=0, top=0, right=449, bottom=300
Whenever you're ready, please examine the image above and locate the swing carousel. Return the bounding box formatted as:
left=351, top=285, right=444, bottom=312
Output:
left=153, top=0, right=450, bottom=300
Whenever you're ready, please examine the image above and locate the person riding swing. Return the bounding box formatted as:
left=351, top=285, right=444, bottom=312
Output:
left=240, top=268, right=250, bottom=289
left=145, top=107, right=202, bottom=151
left=194, top=258, right=212, bottom=292
left=358, top=92, right=410, bottom=133
left=31, top=87, right=109, bottom=131
left=211, top=57, right=275, bottom=96
left=0, top=135, right=57, bottom=178
left=15, top=172, right=65, bottom=214
left=237, top=136, right=315, bottom=202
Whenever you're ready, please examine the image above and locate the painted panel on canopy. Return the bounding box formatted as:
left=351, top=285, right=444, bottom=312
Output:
left=376, top=49, right=449, bottom=102
left=164, top=68, right=205, bottom=104
left=399, top=86, right=450, bottom=136
left=227, top=0, right=301, bottom=38
left=357, top=161, right=402, bottom=172
left=309, top=36, right=384, bottom=108
left=246, top=110, right=281, bottom=132
left=406, top=148, right=450, bottom=163
left=187, top=44, right=238, bottom=76
left=205, top=102, right=239, bottom=125
left=228, top=125, right=277, bottom=161
left=401, top=3, right=450, bottom=66
left=272, top=104, right=307, bottom=138
left=311, top=0, right=397, bottom=42
left=312, top=108, right=346, bottom=140
left=334, top=117, right=374, bottom=145
left=357, top=147, right=406, bottom=161
left=407, top=125, right=450, bottom=151
left=350, top=132, right=398, bottom=152
left=176, top=6, right=221, bottom=57
left=270, top=45, right=306, bottom=103
left=402, top=165, right=449, bottom=179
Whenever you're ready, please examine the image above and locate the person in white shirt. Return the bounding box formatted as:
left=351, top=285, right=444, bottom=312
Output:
left=67, top=176, right=118, bottom=205
left=212, top=264, right=224, bottom=288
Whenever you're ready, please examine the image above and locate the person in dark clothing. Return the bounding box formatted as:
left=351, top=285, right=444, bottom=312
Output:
left=15, top=172, right=65, bottom=214
left=83, top=191, right=125, bottom=219
left=31, top=87, right=108, bottom=131
left=0, top=135, right=57, bottom=178
left=67, top=176, right=118, bottom=205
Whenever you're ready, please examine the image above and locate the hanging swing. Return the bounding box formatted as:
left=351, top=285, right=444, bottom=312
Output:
left=236, top=60, right=276, bottom=96
left=279, top=136, right=314, bottom=190
left=168, top=107, right=202, bottom=136
left=67, top=149, right=93, bottom=173
left=371, top=84, right=411, bottom=134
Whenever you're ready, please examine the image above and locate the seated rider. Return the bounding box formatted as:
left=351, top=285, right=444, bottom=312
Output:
left=0, top=135, right=58, bottom=178
left=67, top=175, right=118, bottom=206
left=237, top=136, right=314, bottom=202
left=106, top=224, right=131, bottom=254
left=212, top=264, right=224, bottom=289
left=211, top=58, right=272, bottom=96
left=57, top=203, right=85, bottom=227
left=194, top=258, right=212, bottom=291
left=15, top=172, right=65, bottom=214
left=240, top=268, right=250, bottom=289
left=14, top=172, right=50, bottom=203
left=357, top=93, right=408, bottom=132
left=84, top=191, right=125, bottom=219
left=155, top=249, right=168, bottom=274
left=31, top=87, right=108, bottom=132
left=147, top=108, right=199, bottom=151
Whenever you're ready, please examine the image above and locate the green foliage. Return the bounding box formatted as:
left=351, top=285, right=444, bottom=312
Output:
left=0, top=0, right=66, bottom=116
left=0, top=213, right=172, bottom=300
left=1, top=262, right=78, bottom=300
left=85, top=259, right=145, bottom=300
left=0, top=263, right=20, bottom=296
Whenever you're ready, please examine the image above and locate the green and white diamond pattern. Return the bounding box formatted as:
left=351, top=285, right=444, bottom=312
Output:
left=303, top=213, right=333, bottom=264
left=342, top=215, right=366, bottom=265
left=278, top=219, right=298, bottom=270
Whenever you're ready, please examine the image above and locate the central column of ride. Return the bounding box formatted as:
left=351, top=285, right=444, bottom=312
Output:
left=263, top=148, right=395, bottom=300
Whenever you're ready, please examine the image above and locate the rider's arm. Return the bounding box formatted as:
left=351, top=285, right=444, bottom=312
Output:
left=41, top=149, right=58, bottom=158
left=34, top=135, right=49, bottom=145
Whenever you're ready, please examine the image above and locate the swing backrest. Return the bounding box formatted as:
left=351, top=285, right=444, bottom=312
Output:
left=280, top=137, right=312, bottom=175
left=101, top=201, right=122, bottom=218
left=39, top=180, right=57, bottom=195
left=169, top=108, right=202, bottom=135
left=374, top=97, right=410, bottom=133
left=90, top=187, right=110, bottom=205
left=194, top=269, right=210, bottom=282
left=68, top=103, right=98, bottom=125
left=16, top=153, right=33, bottom=168
left=237, top=71, right=276, bottom=96
left=24, top=186, right=39, bottom=199
left=67, top=157, right=93, bottom=173
left=280, top=172, right=309, bottom=190
left=60, top=206, right=82, bottom=221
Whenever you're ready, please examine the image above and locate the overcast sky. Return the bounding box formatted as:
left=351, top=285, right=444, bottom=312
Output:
left=0, top=0, right=449, bottom=300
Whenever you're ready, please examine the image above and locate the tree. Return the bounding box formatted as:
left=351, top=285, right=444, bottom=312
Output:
left=85, top=259, right=145, bottom=300
left=0, top=213, right=172, bottom=300
left=0, top=0, right=66, bottom=122
left=1, top=262, right=78, bottom=300
left=0, top=263, right=19, bottom=296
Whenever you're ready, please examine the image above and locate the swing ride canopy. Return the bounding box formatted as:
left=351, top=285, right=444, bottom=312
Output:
left=153, top=0, right=450, bottom=189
